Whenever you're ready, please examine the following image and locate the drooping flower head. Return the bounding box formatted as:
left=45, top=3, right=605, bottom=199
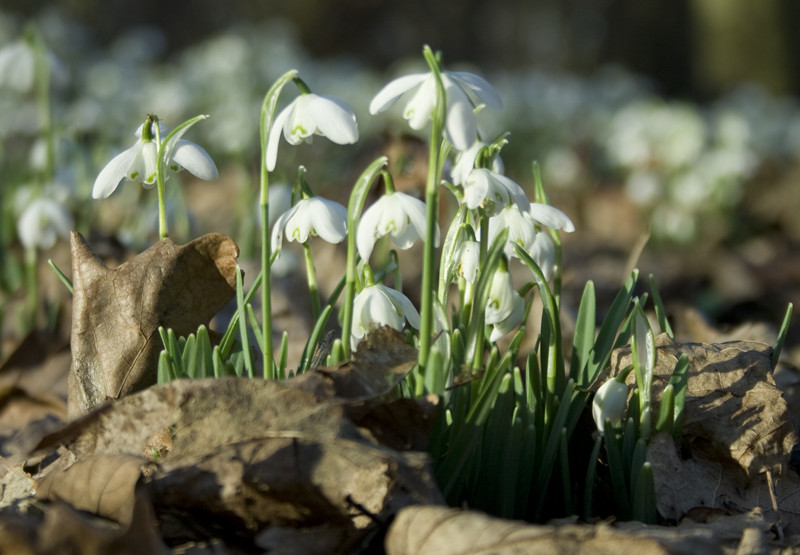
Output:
left=351, top=283, right=421, bottom=350
left=369, top=65, right=502, bottom=151
left=592, top=378, right=629, bottom=433
left=266, top=92, right=359, bottom=171
left=356, top=191, right=440, bottom=261
left=92, top=116, right=218, bottom=199
left=463, top=168, right=529, bottom=217
left=271, top=195, right=348, bottom=256
left=17, top=196, right=72, bottom=250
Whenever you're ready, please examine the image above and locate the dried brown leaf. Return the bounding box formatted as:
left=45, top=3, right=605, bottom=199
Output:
left=68, top=232, right=238, bottom=418
left=36, top=454, right=150, bottom=526
left=610, top=335, right=796, bottom=479
left=385, top=506, right=773, bottom=555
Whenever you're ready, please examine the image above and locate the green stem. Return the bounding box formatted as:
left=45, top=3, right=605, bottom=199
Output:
left=471, top=219, right=489, bottom=369
left=303, top=241, right=321, bottom=321
left=417, top=45, right=446, bottom=379
left=258, top=69, right=298, bottom=378
left=151, top=115, right=169, bottom=239
left=342, top=157, right=388, bottom=358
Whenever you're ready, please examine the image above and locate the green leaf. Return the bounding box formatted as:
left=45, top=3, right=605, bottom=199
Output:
left=571, top=281, right=596, bottom=385
left=587, top=270, right=639, bottom=384
left=670, top=354, right=690, bottom=438
left=195, top=325, right=213, bottom=379
left=632, top=462, right=658, bottom=524
left=649, top=274, right=673, bottom=338
left=655, top=384, right=675, bottom=435
left=235, top=264, right=254, bottom=378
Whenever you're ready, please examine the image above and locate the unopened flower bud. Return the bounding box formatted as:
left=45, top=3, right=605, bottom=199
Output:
left=592, top=378, right=628, bottom=433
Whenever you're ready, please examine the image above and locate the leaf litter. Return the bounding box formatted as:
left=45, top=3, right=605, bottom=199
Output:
left=0, top=232, right=798, bottom=553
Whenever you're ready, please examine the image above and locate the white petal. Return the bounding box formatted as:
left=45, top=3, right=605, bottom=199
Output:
left=172, top=140, right=218, bottom=180
left=369, top=73, right=428, bottom=115
left=270, top=207, right=294, bottom=254
left=528, top=203, right=575, bottom=232
left=489, top=291, right=524, bottom=342
left=463, top=168, right=491, bottom=210
left=381, top=286, right=421, bottom=329
left=493, top=172, right=530, bottom=212
left=266, top=101, right=294, bottom=171
left=443, top=79, right=477, bottom=150
left=307, top=95, right=359, bottom=144
left=307, top=197, right=348, bottom=243
left=398, top=192, right=439, bottom=247
left=284, top=95, right=317, bottom=144
left=403, top=75, right=437, bottom=130
left=529, top=232, right=556, bottom=281
left=451, top=141, right=483, bottom=186
left=485, top=270, right=515, bottom=324
left=92, top=147, right=138, bottom=198
left=450, top=71, right=504, bottom=110
left=356, top=199, right=385, bottom=261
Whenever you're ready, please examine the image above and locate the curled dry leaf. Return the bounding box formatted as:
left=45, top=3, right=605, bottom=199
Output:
left=609, top=334, right=799, bottom=520
left=68, top=232, right=238, bottom=419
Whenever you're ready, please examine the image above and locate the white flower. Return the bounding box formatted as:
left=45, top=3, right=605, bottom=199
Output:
left=369, top=70, right=502, bottom=151
left=463, top=168, right=529, bottom=216
left=592, top=378, right=628, bottom=433
left=92, top=119, right=218, bottom=199
left=528, top=203, right=575, bottom=233
left=266, top=93, right=359, bottom=171
left=351, top=284, right=421, bottom=349
left=17, top=197, right=73, bottom=250
left=356, top=191, right=439, bottom=261
left=488, top=289, right=525, bottom=342
left=271, top=196, right=348, bottom=255
left=453, top=240, right=480, bottom=283
left=487, top=204, right=538, bottom=259
left=450, top=140, right=504, bottom=186
left=0, top=40, right=34, bottom=92
left=485, top=268, right=516, bottom=325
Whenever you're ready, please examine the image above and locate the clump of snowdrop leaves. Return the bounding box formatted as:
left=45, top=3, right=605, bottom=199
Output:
left=369, top=63, right=503, bottom=151
left=92, top=116, right=218, bottom=199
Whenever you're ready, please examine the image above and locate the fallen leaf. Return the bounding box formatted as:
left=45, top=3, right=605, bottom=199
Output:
left=36, top=454, right=150, bottom=526
left=67, top=232, right=238, bottom=418
left=385, top=505, right=774, bottom=555
left=609, top=335, right=799, bottom=521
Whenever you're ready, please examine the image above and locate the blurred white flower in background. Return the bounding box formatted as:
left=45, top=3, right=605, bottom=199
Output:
left=17, top=196, right=72, bottom=250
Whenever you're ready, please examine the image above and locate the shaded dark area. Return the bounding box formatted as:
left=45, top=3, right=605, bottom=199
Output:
left=5, top=0, right=800, bottom=98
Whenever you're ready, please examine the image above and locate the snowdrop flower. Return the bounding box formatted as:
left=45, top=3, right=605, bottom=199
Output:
left=266, top=93, right=359, bottom=171
left=592, top=378, right=629, bottom=433
left=17, top=197, right=73, bottom=250
left=487, top=204, right=538, bottom=259
left=0, top=39, right=35, bottom=92
left=463, top=168, right=529, bottom=216
left=528, top=203, right=575, bottom=233
left=485, top=267, right=516, bottom=326
left=351, top=284, right=421, bottom=349
left=453, top=240, right=480, bottom=283
left=370, top=69, right=502, bottom=151
left=488, top=289, right=525, bottom=342
left=271, top=196, right=348, bottom=256
left=450, top=140, right=504, bottom=186
left=356, top=191, right=439, bottom=261
left=92, top=118, right=218, bottom=199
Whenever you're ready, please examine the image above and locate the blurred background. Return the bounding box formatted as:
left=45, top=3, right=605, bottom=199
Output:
left=1, top=0, right=799, bottom=353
